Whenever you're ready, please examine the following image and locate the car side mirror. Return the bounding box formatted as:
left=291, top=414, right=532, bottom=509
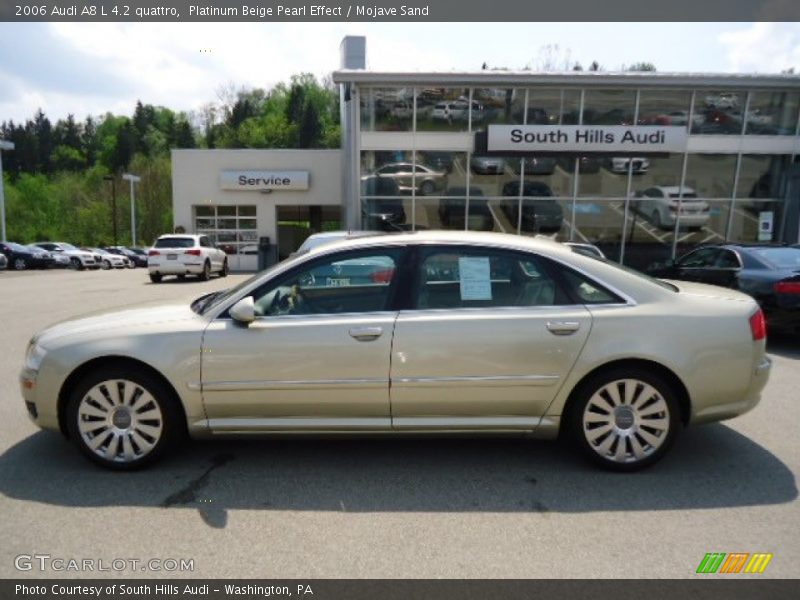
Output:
left=229, top=296, right=255, bottom=324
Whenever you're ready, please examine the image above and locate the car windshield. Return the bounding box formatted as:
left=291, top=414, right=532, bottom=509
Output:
left=750, top=247, right=800, bottom=269
left=155, top=237, right=195, bottom=249
left=60, top=243, right=79, bottom=251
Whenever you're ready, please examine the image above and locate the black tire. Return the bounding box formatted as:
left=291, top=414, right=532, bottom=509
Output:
left=149, top=273, right=162, bottom=283
left=176, top=274, right=186, bottom=281
left=198, top=261, right=211, bottom=281
left=420, top=180, right=435, bottom=196
left=70, top=257, right=82, bottom=270
left=102, top=259, right=111, bottom=270
left=65, top=365, right=184, bottom=470
left=13, top=257, right=27, bottom=271
left=568, top=367, right=681, bottom=472
left=220, top=259, right=229, bottom=278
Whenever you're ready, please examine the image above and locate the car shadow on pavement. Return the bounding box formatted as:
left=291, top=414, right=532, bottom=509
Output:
left=0, top=426, right=795, bottom=529
left=767, top=332, right=800, bottom=360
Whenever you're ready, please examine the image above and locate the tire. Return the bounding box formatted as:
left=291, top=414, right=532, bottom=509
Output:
left=149, top=273, right=162, bottom=283
left=69, top=257, right=82, bottom=270
left=13, top=257, right=27, bottom=271
left=651, top=210, right=663, bottom=230
left=102, top=260, right=111, bottom=270
left=65, top=365, right=183, bottom=470
left=176, top=274, right=186, bottom=281
left=419, top=180, right=435, bottom=196
left=198, top=261, right=211, bottom=281
left=219, top=259, right=229, bottom=278
left=569, top=367, right=681, bottom=472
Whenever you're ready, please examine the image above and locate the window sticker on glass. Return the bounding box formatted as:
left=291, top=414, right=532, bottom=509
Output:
left=459, top=256, right=492, bottom=300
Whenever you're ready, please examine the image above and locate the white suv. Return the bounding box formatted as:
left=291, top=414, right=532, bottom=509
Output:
left=147, top=234, right=228, bottom=283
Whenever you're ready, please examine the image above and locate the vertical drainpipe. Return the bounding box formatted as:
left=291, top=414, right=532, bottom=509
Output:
left=339, top=36, right=366, bottom=231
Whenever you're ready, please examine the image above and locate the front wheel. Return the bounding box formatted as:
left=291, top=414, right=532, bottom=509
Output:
left=570, top=368, right=680, bottom=471
left=102, top=260, right=111, bottom=270
left=70, top=257, right=82, bottom=270
left=13, top=258, right=27, bottom=270
left=65, top=366, right=183, bottom=470
left=198, top=261, right=211, bottom=281
left=149, top=273, right=162, bottom=283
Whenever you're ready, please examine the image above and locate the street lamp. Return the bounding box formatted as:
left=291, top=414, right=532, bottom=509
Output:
left=0, top=139, right=14, bottom=242
left=122, top=173, right=141, bottom=245
left=103, top=175, right=118, bottom=246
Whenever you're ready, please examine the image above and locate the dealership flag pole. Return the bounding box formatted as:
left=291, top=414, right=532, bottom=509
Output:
left=0, top=140, right=14, bottom=242
left=123, top=173, right=141, bottom=245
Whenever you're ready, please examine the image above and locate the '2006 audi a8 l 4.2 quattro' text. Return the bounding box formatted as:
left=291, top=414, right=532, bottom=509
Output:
left=20, top=232, right=771, bottom=471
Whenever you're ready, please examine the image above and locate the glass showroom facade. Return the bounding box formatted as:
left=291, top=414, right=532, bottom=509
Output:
left=334, top=66, right=800, bottom=269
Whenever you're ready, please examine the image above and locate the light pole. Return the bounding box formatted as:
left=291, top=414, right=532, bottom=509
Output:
left=0, top=139, right=14, bottom=242
left=122, top=173, right=141, bottom=245
left=103, top=175, right=118, bottom=246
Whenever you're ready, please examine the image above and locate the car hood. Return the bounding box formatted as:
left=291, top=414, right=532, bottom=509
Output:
left=35, top=303, right=199, bottom=348
left=663, top=280, right=754, bottom=303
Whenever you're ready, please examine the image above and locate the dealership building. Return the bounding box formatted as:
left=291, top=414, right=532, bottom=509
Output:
left=172, top=36, right=800, bottom=270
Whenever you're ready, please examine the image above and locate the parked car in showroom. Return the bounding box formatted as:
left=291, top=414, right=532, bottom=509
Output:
left=0, top=242, right=53, bottom=270
left=372, top=162, right=447, bottom=196
left=438, top=187, right=494, bottom=231
left=147, top=234, right=228, bottom=283
left=33, top=242, right=98, bottom=270
left=632, top=186, right=710, bottom=230
left=20, top=231, right=770, bottom=471
left=470, top=155, right=507, bottom=175
left=501, top=181, right=563, bottom=233
left=606, top=157, right=650, bottom=174
left=647, top=244, right=800, bottom=332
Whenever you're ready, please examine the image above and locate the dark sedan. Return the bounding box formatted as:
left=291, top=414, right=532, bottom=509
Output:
left=438, top=187, right=494, bottom=231
left=500, top=181, right=563, bottom=233
left=0, top=242, right=54, bottom=270
left=648, top=244, right=800, bottom=332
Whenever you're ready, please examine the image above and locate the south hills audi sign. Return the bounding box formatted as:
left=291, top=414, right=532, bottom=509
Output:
left=487, top=125, right=688, bottom=153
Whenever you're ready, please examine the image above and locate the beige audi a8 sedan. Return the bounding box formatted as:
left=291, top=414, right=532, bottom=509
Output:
left=20, top=232, right=771, bottom=471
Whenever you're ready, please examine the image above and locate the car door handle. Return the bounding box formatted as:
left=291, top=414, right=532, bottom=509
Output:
left=349, top=327, right=383, bottom=341
left=546, top=321, right=581, bottom=335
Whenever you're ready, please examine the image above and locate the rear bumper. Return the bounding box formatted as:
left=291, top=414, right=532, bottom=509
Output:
left=149, top=263, right=204, bottom=275
left=691, top=356, right=771, bottom=425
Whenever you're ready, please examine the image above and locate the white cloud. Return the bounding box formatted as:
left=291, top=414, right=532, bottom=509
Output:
left=719, top=23, right=800, bottom=73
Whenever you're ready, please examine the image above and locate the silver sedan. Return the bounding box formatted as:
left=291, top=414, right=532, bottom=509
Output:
left=20, top=232, right=771, bottom=471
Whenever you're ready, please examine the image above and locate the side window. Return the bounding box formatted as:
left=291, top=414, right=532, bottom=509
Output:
left=199, top=237, right=210, bottom=248
left=678, top=248, right=719, bottom=268
left=250, top=249, right=402, bottom=317
left=715, top=250, right=741, bottom=269
left=559, top=269, right=623, bottom=305
left=416, top=247, right=567, bottom=309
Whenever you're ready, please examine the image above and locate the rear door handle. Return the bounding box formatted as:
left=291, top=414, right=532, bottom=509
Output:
left=546, top=321, right=580, bottom=335
left=349, top=326, right=383, bottom=341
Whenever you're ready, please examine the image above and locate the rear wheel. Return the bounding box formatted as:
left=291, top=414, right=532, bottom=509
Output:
left=66, top=366, right=183, bottom=470
left=220, top=259, right=229, bottom=278
left=198, top=261, right=211, bottom=281
left=13, top=257, right=27, bottom=270
left=570, top=367, right=680, bottom=471
left=149, top=273, right=162, bottom=283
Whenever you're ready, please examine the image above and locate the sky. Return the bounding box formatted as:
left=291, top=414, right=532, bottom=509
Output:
left=0, top=22, right=798, bottom=125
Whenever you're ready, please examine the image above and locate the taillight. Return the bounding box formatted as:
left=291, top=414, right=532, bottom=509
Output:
left=774, top=281, right=800, bottom=295
left=148, top=250, right=159, bottom=256
left=749, top=309, right=766, bottom=341
left=185, top=249, right=202, bottom=256
left=370, top=268, right=395, bottom=284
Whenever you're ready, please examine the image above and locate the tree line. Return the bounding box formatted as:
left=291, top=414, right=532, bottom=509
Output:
left=1, top=73, right=340, bottom=247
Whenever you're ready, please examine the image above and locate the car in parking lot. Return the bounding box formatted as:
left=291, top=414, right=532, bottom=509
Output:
left=147, top=234, right=229, bottom=283
left=438, top=187, right=494, bottom=231
left=470, top=155, right=507, bottom=175
left=0, top=242, right=53, bottom=270
left=34, top=242, right=98, bottom=270
left=514, top=156, right=557, bottom=175
left=0, top=252, right=7, bottom=270
left=647, top=244, right=800, bottom=332
left=632, top=186, right=710, bottom=230
left=606, top=157, right=650, bottom=174
left=372, top=162, right=447, bottom=196
left=500, top=181, right=563, bottom=233
left=105, top=246, right=145, bottom=268
left=86, top=248, right=129, bottom=269
left=20, top=231, right=771, bottom=472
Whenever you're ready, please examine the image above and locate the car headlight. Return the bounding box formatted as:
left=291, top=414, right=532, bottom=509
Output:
left=25, top=340, right=47, bottom=372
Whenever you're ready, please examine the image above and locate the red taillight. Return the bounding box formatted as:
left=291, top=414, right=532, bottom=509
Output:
left=370, top=268, right=395, bottom=284
left=185, top=249, right=202, bottom=256
left=774, top=281, right=800, bottom=295
left=148, top=250, right=159, bottom=256
left=749, top=309, right=767, bottom=341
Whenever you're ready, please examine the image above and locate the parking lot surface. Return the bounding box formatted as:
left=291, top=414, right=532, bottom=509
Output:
left=0, top=268, right=797, bottom=578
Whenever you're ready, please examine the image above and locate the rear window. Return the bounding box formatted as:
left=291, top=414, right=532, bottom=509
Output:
left=155, top=237, right=195, bottom=249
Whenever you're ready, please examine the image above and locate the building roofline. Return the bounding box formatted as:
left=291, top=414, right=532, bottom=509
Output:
left=332, top=70, right=800, bottom=90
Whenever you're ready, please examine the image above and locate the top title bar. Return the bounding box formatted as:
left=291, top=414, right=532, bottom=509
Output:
left=2, top=0, right=799, bottom=22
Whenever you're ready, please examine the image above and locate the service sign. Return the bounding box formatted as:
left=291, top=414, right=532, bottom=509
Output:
left=487, top=125, right=688, bottom=153
left=220, top=171, right=310, bottom=191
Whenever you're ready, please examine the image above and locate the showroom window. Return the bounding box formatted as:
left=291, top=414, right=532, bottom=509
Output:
left=692, top=90, right=746, bottom=134
left=745, top=91, right=800, bottom=135
left=360, top=87, right=413, bottom=132
left=193, top=205, right=257, bottom=257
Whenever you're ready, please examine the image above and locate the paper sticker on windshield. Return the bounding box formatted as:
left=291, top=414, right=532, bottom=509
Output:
left=459, top=257, right=492, bottom=301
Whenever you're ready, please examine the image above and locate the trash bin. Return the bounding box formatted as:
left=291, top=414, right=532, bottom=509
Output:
left=257, top=236, right=271, bottom=271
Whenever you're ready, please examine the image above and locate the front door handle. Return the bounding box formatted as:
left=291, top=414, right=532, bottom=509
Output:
left=349, top=326, right=383, bottom=341
left=546, top=321, right=580, bottom=335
